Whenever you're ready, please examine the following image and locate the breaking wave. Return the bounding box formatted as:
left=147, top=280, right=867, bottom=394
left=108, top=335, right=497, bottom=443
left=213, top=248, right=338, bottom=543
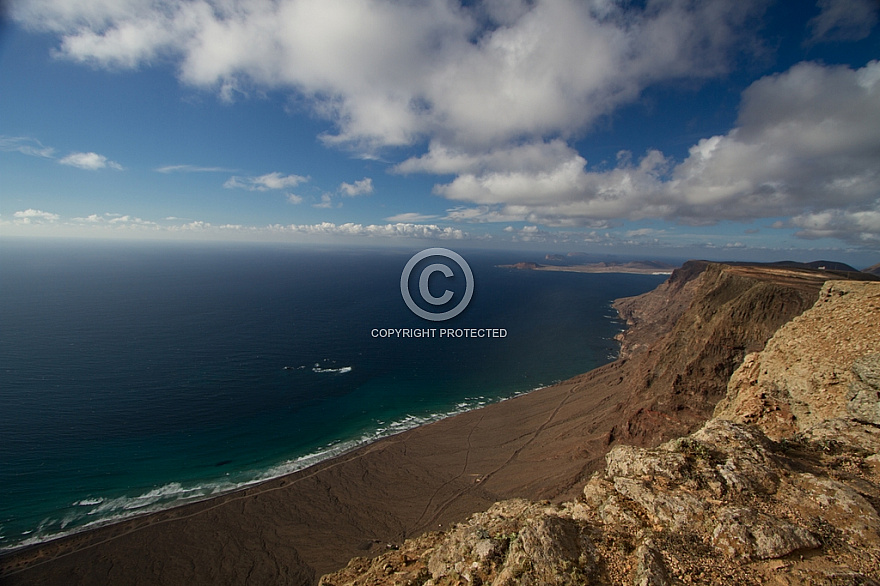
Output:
left=1, top=392, right=543, bottom=552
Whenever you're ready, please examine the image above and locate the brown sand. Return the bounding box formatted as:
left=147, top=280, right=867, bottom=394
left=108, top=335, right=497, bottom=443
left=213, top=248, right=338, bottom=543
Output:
left=0, top=364, right=631, bottom=586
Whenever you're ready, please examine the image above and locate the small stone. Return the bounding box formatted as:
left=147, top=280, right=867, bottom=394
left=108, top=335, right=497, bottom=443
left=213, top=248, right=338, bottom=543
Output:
left=632, top=539, right=670, bottom=586
left=613, top=477, right=708, bottom=530
left=711, top=507, right=820, bottom=561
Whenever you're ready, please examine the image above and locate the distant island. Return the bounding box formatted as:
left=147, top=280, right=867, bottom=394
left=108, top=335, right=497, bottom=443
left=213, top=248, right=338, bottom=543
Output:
left=498, top=260, right=678, bottom=275
left=499, top=257, right=880, bottom=276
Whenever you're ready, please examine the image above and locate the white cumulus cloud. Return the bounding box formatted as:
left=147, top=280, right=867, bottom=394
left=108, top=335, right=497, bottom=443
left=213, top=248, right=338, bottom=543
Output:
left=312, top=194, right=337, bottom=209
left=791, top=204, right=880, bottom=244
left=428, top=60, right=880, bottom=245
left=107, top=215, right=156, bottom=225
left=339, top=177, right=373, bottom=196
left=0, top=136, right=127, bottom=172
left=59, top=151, right=123, bottom=170
left=10, top=0, right=767, bottom=152
left=71, top=213, right=106, bottom=223
left=666, top=61, right=880, bottom=220
left=13, top=209, right=60, bottom=224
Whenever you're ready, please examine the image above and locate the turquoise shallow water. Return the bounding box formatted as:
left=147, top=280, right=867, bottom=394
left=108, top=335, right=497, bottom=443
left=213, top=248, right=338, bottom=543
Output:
left=0, top=240, right=667, bottom=550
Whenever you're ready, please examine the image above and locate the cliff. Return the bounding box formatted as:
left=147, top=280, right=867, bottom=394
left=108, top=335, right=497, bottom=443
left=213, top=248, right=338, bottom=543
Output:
left=321, top=278, right=880, bottom=585
left=607, top=261, right=828, bottom=446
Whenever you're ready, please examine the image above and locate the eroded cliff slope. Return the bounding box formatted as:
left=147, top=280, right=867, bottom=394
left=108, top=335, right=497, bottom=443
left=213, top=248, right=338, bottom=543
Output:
left=607, top=261, right=827, bottom=447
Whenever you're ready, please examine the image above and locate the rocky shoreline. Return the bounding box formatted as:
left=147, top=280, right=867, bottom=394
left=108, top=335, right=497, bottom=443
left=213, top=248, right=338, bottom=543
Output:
left=1, top=261, right=876, bottom=585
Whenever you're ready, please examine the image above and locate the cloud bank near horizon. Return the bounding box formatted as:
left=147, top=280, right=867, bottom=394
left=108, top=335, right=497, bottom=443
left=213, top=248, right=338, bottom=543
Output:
left=2, top=210, right=468, bottom=242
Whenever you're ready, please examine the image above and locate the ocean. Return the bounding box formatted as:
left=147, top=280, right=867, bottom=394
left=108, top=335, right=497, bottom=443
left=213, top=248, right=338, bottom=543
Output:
left=0, top=240, right=667, bottom=551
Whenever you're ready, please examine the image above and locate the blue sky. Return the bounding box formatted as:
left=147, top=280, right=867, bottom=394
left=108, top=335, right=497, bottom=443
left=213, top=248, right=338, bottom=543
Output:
left=1, top=0, right=879, bottom=265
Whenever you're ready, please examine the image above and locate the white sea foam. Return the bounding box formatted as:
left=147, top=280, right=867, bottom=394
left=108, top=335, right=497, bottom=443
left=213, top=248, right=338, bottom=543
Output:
left=252, top=402, right=490, bottom=481
left=312, top=365, right=352, bottom=374
left=1, top=390, right=550, bottom=553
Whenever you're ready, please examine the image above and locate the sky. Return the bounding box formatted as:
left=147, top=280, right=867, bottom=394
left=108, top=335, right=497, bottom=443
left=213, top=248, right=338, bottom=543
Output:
left=1, top=0, right=879, bottom=265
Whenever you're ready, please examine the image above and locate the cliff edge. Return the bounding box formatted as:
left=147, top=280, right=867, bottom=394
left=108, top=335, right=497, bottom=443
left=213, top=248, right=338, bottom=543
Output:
left=321, top=279, right=880, bottom=585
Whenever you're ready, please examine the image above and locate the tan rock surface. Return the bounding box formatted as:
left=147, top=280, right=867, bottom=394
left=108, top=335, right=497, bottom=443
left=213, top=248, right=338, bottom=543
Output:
left=716, top=280, right=880, bottom=438
left=321, top=417, right=880, bottom=585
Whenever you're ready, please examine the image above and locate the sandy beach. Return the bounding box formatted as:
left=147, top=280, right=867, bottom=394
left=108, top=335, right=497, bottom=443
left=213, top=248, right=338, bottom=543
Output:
left=0, top=363, right=640, bottom=585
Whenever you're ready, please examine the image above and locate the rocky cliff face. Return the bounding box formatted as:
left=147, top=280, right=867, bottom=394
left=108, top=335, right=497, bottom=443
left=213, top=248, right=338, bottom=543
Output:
left=607, top=261, right=827, bottom=447
left=321, top=279, right=880, bottom=585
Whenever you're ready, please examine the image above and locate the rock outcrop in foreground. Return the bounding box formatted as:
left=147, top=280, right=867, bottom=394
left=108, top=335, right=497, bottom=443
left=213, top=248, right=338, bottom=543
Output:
left=321, top=280, right=880, bottom=585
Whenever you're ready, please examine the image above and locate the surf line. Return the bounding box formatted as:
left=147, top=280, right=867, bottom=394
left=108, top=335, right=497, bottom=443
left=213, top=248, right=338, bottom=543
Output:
left=371, top=328, right=508, bottom=338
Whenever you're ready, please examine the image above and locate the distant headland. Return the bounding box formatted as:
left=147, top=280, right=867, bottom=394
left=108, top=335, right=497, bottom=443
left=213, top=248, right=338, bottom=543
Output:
left=498, top=259, right=677, bottom=275
left=500, top=255, right=880, bottom=277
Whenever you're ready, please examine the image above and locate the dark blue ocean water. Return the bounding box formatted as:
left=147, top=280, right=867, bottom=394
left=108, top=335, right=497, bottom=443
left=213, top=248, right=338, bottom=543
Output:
left=0, top=240, right=667, bottom=550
